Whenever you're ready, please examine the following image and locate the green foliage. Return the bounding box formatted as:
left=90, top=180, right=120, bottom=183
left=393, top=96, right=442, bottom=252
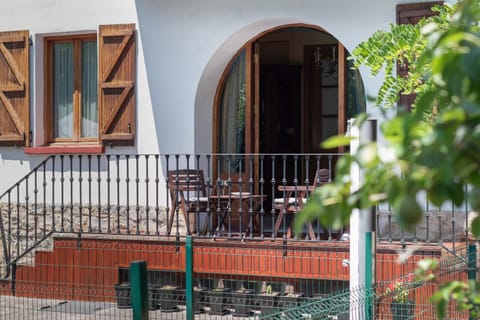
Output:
left=385, top=273, right=415, bottom=303
left=351, top=3, right=453, bottom=114
left=297, top=0, right=480, bottom=317
left=322, top=135, right=352, bottom=149
left=299, top=0, right=480, bottom=233
left=266, top=285, right=272, bottom=295
left=237, top=82, right=246, bottom=128
left=430, top=280, right=480, bottom=319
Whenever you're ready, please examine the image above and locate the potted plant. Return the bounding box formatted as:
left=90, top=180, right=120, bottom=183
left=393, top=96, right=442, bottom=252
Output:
left=113, top=282, right=131, bottom=309
left=231, top=284, right=255, bottom=317
left=208, top=286, right=231, bottom=315
left=278, top=291, right=305, bottom=309
left=385, top=273, right=415, bottom=320
left=157, top=284, right=179, bottom=312
left=258, top=284, right=280, bottom=315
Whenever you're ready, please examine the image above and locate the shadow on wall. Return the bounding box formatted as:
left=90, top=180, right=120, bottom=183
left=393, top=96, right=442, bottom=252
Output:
left=0, top=148, right=46, bottom=194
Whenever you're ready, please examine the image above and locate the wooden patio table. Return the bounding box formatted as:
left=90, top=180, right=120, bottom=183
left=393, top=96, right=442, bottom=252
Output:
left=274, top=185, right=318, bottom=240
left=210, top=193, right=266, bottom=237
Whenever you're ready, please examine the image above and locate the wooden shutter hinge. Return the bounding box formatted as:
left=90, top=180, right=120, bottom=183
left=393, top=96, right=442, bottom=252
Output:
left=29, top=130, right=32, bottom=143
left=128, top=123, right=131, bottom=134
left=29, top=36, right=33, bottom=47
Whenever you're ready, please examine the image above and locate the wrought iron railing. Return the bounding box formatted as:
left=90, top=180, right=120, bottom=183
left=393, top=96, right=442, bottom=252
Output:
left=0, top=152, right=473, bottom=279
left=0, top=153, right=340, bottom=277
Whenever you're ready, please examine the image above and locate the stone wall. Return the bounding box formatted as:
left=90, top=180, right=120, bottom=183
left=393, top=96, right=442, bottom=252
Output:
left=0, top=203, right=185, bottom=267
left=377, top=210, right=469, bottom=243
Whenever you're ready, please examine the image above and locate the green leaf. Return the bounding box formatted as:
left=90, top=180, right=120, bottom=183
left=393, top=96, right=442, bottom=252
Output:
left=470, top=216, right=480, bottom=238
left=321, top=135, right=352, bottom=149
left=436, top=299, right=447, bottom=319
left=439, top=108, right=466, bottom=125
left=353, top=113, right=369, bottom=128
left=356, top=143, right=378, bottom=168
left=448, top=181, right=465, bottom=207
left=417, top=258, right=438, bottom=273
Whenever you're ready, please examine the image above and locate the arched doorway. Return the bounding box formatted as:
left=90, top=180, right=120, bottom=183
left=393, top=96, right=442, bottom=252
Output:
left=213, top=25, right=365, bottom=186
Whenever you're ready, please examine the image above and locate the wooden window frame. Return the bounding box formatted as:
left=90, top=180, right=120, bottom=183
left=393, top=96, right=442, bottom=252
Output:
left=44, top=33, right=98, bottom=145
left=396, top=1, right=443, bottom=25
left=396, top=1, right=443, bottom=111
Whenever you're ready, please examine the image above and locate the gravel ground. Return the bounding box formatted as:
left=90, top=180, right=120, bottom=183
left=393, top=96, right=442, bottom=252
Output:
left=0, top=295, right=264, bottom=320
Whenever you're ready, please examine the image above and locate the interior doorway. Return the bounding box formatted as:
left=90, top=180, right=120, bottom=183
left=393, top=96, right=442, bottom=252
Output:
left=257, top=28, right=342, bottom=156
left=260, top=65, right=302, bottom=154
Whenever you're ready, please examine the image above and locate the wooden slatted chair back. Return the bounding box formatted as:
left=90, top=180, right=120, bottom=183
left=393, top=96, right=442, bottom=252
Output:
left=167, top=169, right=211, bottom=235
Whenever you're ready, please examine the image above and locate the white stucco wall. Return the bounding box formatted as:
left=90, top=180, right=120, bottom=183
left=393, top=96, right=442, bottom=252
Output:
left=0, top=0, right=441, bottom=195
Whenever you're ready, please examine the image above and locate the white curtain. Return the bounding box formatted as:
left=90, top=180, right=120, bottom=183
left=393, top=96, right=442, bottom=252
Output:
left=53, top=43, right=74, bottom=138
left=81, top=41, right=98, bottom=138
left=219, top=50, right=246, bottom=171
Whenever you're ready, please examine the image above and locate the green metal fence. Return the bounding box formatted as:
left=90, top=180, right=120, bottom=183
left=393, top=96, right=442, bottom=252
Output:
left=259, top=287, right=373, bottom=320
left=259, top=245, right=476, bottom=320
left=0, top=235, right=476, bottom=319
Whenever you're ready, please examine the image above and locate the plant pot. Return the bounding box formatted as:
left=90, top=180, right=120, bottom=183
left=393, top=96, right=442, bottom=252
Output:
left=391, top=300, right=414, bottom=320
left=176, top=289, right=186, bottom=306
left=158, top=285, right=179, bottom=312
left=148, top=287, right=160, bottom=310
left=231, top=288, right=254, bottom=317
left=208, top=287, right=231, bottom=315
left=278, top=292, right=304, bottom=309
left=258, top=291, right=280, bottom=315
left=114, top=283, right=131, bottom=309
left=193, top=286, right=207, bottom=314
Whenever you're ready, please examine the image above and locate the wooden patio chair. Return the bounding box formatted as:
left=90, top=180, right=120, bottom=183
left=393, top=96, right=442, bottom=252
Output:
left=273, top=169, right=329, bottom=239
left=167, top=169, right=214, bottom=235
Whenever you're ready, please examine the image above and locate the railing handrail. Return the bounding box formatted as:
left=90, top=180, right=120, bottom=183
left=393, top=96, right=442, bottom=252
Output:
left=0, top=155, right=53, bottom=279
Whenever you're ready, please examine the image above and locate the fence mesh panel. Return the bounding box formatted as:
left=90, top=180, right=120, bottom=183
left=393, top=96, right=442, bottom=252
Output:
left=0, top=237, right=476, bottom=319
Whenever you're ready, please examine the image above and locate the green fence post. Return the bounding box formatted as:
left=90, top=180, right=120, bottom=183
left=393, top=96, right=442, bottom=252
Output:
left=130, top=260, right=149, bottom=320
left=468, top=244, right=477, bottom=320
left=186, top=236, right=194, bottom=320
left=468, top=244, right=477, bottom=280
left=365, top=231, right=374, bottom=320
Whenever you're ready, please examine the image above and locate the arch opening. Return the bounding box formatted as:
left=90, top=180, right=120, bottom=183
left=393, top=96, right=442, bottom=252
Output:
left=213, top=25, right=366, bottom=159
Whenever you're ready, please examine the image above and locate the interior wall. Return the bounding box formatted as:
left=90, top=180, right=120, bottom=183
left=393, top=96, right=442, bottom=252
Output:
left=258, top=29, right=337, bottom=65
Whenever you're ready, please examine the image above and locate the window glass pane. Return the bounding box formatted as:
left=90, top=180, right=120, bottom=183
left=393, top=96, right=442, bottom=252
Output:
left=81, top=41, right=98, bottom=138
left=219, top=49, right=246, bottom=172
left=53, top=43, right=74, bottom=138
left=321, top=88, right=338, bottom=116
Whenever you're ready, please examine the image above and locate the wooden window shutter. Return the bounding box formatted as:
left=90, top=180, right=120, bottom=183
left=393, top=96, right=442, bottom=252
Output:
left=98, top=24, right=136, bottom=145
left=396, top=2, right=443, bottom=111
left=0, top=30, right=30, bottom=146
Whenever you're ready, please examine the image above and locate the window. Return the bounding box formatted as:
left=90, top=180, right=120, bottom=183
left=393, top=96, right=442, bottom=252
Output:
left=40, top=24, right=136, bottom=149
left=45, top=35, right=98, bottom=143
left=1, top=24, right=136, bottom=151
